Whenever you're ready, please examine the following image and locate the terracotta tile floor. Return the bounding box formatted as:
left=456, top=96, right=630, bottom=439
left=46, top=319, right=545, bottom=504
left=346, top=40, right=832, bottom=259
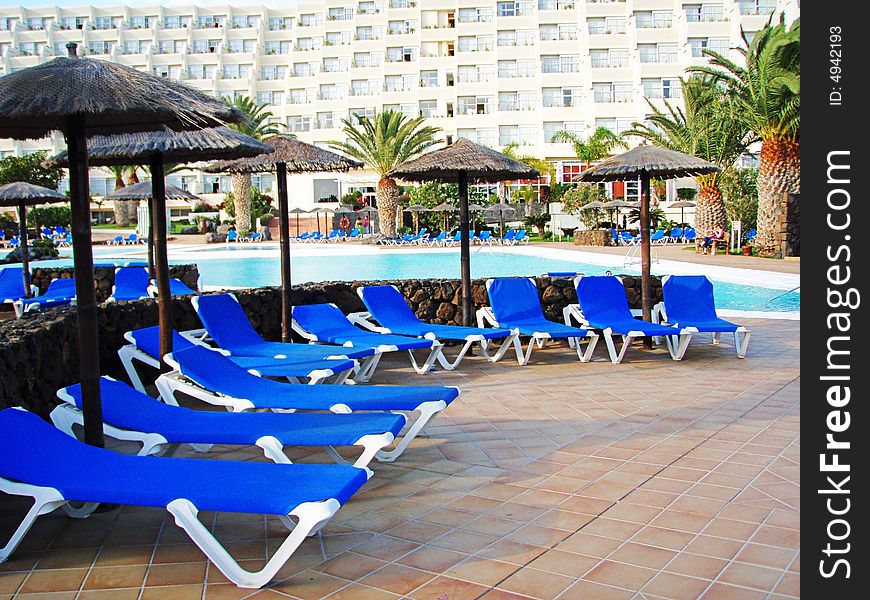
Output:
left=0, top=318, right=800, bottom=599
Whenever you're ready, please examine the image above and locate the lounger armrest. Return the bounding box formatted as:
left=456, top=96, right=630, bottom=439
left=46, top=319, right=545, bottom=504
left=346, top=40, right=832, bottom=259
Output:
left=146, top=284, right=158, bottom=298
left=475, top=307, right=498, bottom=329
left=629, top=308, right=642, bottom=318
left=289, top=319, right=319, bottom=342
left=346, top=312, right=391, bottom=334
left=651, top=302, right=667, bottom=325
left=562, top=303, right=588, bottom=328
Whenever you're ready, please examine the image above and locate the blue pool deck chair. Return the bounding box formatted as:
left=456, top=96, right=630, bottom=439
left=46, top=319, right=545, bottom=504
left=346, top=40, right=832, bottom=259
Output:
left=119, top=326, right=355, bottom=392
left=565, top=275, right=696, bottom=363
left=354, top=285, right=518, bottom=370
left=0, top=407, right=368, bottom=588
left=108, top=267, right=150, bottom=302
left=478, top=278, right=599, bottom=365
left=192, top=293, right=382, bottom=382
left=426, top=231, right=447, bottom=246
left=148, top=276, right=199, bottom=298
left=497, top=230, right=516, bottom=245
left=0, top=267, right=37, bottom=306
left=12, top=278, right=76, bottom=318
left=655, top=275, right=751, bottom=358
left=53, top=377, right=404, bottom=473
left=157, top=344, right=460, bottom=462
left=292, top=303, right=444, bottom=375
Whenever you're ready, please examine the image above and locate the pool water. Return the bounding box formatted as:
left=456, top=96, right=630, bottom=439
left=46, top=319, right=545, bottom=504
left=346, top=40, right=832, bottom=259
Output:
left=4, top=248, right=800, bottom=313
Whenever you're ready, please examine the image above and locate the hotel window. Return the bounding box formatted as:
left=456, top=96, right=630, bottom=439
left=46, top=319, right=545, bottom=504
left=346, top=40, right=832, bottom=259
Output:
left=290, top=88, right=314, bottom=104
left=499, top=125, right=537, bottom=146
left=388, top=20, right=417, bottom=34
left=386, top=46, right=417, bottom=62
left=688, top=37, right=728, bottom=58
left=230, top=15, right=258, bottom=28
left=197, top=15, right=224, bottom=28
left=222, top=64, right=252, bottom=79
left=642, top=78, right=682, bottom=99
left=94, top=16, right=113, bottom=30
left=541, top=55, right=579, bottom=74
left=593, top=82, right=633, bottom=103
left=128, top=16, right=152, bottom=29
left=496, top=30, right=534, bottom=47
left=87, top=42, right=112, bottom=55
left=538, top=0, right=576, bottom=10
left=457, top=96, right=494, bottom=115
left=322, top=57, right=349, bottom=73
left=152, top=65, right=181, bottom=78
left=351, top=79, right=379, bottom=96
left=498, top=59, right=536, bottom=78
left=26, top=18, right=45, bottom=30
left=683, top=4, right=725, bottom=22
left=588, top=17, right=625, bottom=34
left=355, top=26, right=378, bottom=40
left=418, top=100, right=439, bottom=118
left=264, top=41, right=291, bottom=55
left=498, top=91, right=536, bottom=111
left=290, top=62, right=313, bottom=77
left=496, top=1, right=532, bottom=17
left=457, top=64, right=495, bottom=83
left=268, top=17, right=291, bottom=30
left=261, top=66, right=287, bottom=80
left=358, top=2, right=377, bottom=15
left=295, top=37, right=322, bottom=51
left=561, top=162, right=582, bottom=183
left=325, top=31, right=351, bottom=46
left=353, top=52, right=382, bottom=67
left=634, top=11, right=672, bottom=29
left=319, top=84, right=342, bottom=100
left=299, top=13, right=323, bottom=27
left=162, top=15, right=186, bottom=29
left=419, top=70, right=438, bottom=87
left=288, top=116, right=312, bottom=132
left=316, top=112, right=335, bottom=129
left=590, top=48, right=629, bottom=68
left=328, top=7, right=354, bottom=21
left=123, top=41, right=146, bottom=55
left=257, top=91, right=284, bottom=105
left=384, top=75, right=412, bottom=91
left=349, top=107, right=377, bottom=123
left=187, top=65, right=216, bottom=79
left=458, top=7, right=494, bottom=23
left=460, top=36, right=494, bottom=52
left=226, top=39, right=256, bottom=53
left=0, top=18, right=18, bottom=30
left=638, top=43, right=678, bottom=63
left=738, top=0, right=775, bottom=15
left=390, top=0, right=412, bottom=7
left=18, top=43, right=39, bottom=56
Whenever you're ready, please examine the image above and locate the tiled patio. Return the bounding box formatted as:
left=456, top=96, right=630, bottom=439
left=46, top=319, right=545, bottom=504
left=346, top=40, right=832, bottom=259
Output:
left=0, top=318, right=800, bottom=600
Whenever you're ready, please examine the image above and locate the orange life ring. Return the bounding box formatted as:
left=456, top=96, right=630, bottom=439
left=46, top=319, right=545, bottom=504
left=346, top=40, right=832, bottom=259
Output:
left=339, top=216, right=351, bottom=229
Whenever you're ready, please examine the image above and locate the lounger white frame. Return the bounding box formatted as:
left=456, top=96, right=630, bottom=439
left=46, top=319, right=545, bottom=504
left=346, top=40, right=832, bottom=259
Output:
left=12, top=277, right=76, bottom=318
left=146, top=273, right=203, bottom=298
left=476, top=278, right=600, bottom=365
left=155, top=353, right=455, bottom=463
left=291, top=303, right=445, bottom=375
left=0, top=414, right=350, bottom=588
left=50, top=378, right=395, bottom=475
left=652, top=275, right=751, bottom=359
left=191, top=294, right=381, bottom=383
left=563, top=275, right=695, bottom=363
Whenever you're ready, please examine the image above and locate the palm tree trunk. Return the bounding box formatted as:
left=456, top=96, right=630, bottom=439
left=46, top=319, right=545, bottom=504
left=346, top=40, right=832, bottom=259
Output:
left=756, top=137, right=800, bottom=256
left=694, top=183, right=727, bottom=249
left=111, top=174, right=130, bottom=226
left=377, top=176, right=400, bottom=237
left=232, top=173, right=253, bottom=234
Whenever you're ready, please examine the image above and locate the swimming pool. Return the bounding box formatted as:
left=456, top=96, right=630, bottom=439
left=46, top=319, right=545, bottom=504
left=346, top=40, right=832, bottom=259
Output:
left=10, top=245, right=800, bottom=313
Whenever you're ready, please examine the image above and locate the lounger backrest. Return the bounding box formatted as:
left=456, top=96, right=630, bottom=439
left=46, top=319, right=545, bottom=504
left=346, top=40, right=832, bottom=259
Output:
left=479, top=231, right=491, bottom=240
left=503, top=230, right=516, bottom=240
left=63, top=377, right=189, bottom=432
left=359, top=285, right=421, bottom=329
left=127, top=326, right=196, bottom=359
left=172, top=344, right=257, bottom=400
left=487, top=278, right=545, bottom=324
left=192, top=293, right=265, bottom=349
left=514, top=230, right=526, bottom=241
left=292, top=303, right=360, bottom=338
left=574, top=276, right=632, bottom=324
left=114, top=267, right=150, bottom=295
left=662, top=275, right=718, bottom=323
left=44, top=278, right=77, bottom=299
left=227, top=231, right=238, bottom=240
left=670, top=227, right=683, bottom=237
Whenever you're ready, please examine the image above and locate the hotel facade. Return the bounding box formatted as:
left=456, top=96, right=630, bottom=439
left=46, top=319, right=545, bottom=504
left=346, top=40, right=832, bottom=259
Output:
left=0, top=0, right=798, bottom=220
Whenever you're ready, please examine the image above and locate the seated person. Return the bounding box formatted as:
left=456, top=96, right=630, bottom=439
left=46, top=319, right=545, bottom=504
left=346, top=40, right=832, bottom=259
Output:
left=699, top=227, right=726, bottom=255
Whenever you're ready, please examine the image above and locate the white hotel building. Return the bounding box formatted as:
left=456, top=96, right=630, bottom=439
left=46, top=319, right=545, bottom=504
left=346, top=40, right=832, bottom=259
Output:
left=0, top=0, right=799, bottom=220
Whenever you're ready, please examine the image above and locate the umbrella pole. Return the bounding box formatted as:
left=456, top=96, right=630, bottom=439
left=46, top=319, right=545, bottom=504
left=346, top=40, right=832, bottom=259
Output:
left=149, top=153, right=173, bottom=363
left=65, top=118, right=104, bottom=448
left=18, top=202, right=30, bottom=299
left=640, top=171, right=653, bottom=348
left=146, top=197, right=155, bottom=279
left=458, top=171, right=473, bottom=327
left=277, top=162, right=292, bottom=343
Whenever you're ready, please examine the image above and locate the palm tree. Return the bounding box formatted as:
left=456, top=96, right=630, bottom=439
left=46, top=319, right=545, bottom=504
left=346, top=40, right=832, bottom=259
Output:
left=501, top=143, right=555, bottom=213
left=329, top=110, right=440, bottom=237
left=551, top=127, right=627, bottom=169
left=690, top=14, right=800, bottom=256
left=622, top=76, right=753, bottom=241
left=225, top=95, right=281, bottom=233
left=108, top=165, right=138, bottom=226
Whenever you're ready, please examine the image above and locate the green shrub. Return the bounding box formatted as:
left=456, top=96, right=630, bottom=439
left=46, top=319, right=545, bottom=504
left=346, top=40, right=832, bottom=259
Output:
left=28, top=206, right=71, bottom=229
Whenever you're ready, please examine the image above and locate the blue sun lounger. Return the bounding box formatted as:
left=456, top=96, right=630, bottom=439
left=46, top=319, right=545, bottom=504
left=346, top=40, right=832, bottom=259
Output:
left=655, top=275, right=751, bottom=358
left=157, top=344, right=460, bottom=461
left=354, top=285, right=518, bottom=370
left=148, top=276, right=198, bottom=298
left=477, top=278, right=599, bottom=365
left=12, top=278, right=76, bottom=318
left=119, top=326, right=356, bottom=392
left=0, top=267, right=36, bottom=306
left=292, top=303, right=444, bottom=375
left=565, top=275, right=695, bottom=363
left=0, top=407, right=368, bottom=588
left=108, top=267, right=150, bottom=302
left=53, top=376, right=404, bottom=473
left=192, top=293, right=382, bottom=382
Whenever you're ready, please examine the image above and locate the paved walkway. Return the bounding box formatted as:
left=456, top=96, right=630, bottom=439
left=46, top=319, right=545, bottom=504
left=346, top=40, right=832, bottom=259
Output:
left=0, top=318, right=800, bottom=599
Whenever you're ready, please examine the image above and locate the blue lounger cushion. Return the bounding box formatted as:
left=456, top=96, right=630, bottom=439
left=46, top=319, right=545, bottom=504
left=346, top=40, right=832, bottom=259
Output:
left=0, top=267, right=28, bottom=302
left=16, top=278, right=76, bottom=310
left=172, top=344, right=459, bottom=411
left=63, top=377, right=405, bottom=446
left=127, top=326, right=356, bottom=378
left=0, top=408, right=368, bottom=514
left=360, top=285, right=511, bottom=340
left=487, top=278, right=593, bottom=339
left=293, top=303, right=435, bottom=351
left=112, top=267, right=150, bottom=301
left=575, top=276, right=682, bottom=336
left=194, top=294, right=375, bottom=360
left=663, top=275, right=740, bottom=333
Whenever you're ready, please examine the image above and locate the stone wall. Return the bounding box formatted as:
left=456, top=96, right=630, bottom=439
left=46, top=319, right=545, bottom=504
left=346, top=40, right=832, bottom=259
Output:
left=0, top=274, right=660, bottom=417
left=573, top=229, right=613, bottom=247
left=29, top=264, right=200, bottom=302
left=773, top=192, right=800, bottom=258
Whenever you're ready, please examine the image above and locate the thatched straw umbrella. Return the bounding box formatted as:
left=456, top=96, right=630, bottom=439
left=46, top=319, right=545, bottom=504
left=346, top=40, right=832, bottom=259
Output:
left=404, top=204, right=428, bottom=232
left=602, top=199, right=639, bottom=237
left=0, top=182, right=68, bottom=298
left=0, top=43, right=241, bottom=447
left=203, top=136, right=361, bottom=342
left=391, top=138, right=539, bottom=325
left=430, top=202, right=457, bottom=233
left=288, top=206, right=308, bottom=237
left=668, top=200, right=697, bottom=227
left=581, top=200, right=608, bottom=229
left=485, top=201, right=516, bottom=236
left=46, top=127, right=272, bottom=362
left=579, top=146, right=719, bottom=325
